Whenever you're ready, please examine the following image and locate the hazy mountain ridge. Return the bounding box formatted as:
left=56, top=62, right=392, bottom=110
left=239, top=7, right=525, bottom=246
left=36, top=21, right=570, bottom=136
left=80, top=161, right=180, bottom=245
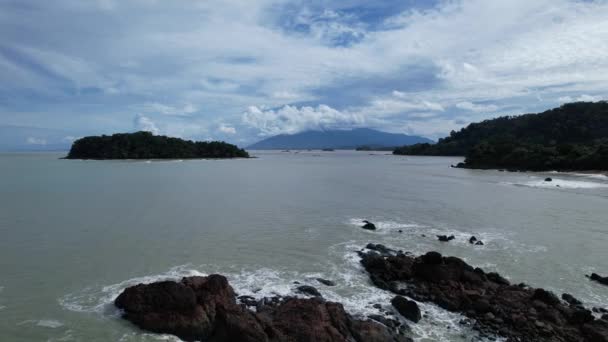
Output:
left=248, top=128, right=433, bottom=150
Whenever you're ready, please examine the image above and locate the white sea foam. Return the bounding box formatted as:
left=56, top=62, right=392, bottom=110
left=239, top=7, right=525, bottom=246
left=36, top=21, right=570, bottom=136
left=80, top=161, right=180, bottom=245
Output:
left=17, top=319, right=64, bottom=329
left=347, top=217, right=546, bottom=255
left=61, top=243, right=501, bottom=341
left=59, top=265, right=206, bottom=315
left=504, top=178, right=608, bottom=189
left=347, top=218, right=424, bottom=234
left=119, top=332, right=182, bottom=341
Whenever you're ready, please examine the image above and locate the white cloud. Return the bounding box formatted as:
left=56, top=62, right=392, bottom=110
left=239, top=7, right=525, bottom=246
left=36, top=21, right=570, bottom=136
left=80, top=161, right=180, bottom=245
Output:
left=455, top=101, right=498, bottom=113
left=140, top=102, right=198, bottom=116
left=62, top=136, right=78, bottom=142
left=271, top=91, right=301, bottom=100
left=26, top=137, right=47, bottom=145
left=218, top=123, right=236, bottom=134
left=558, top=94, right=604, bottom=104
left=133, top=114, right=159, bottom=135
left=3, top=0, right=608, bottom=143
left=243, top=104, right=365, bottom=136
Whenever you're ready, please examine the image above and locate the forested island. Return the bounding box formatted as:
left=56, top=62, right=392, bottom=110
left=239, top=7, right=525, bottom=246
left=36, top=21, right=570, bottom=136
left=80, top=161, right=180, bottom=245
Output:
left=65, top=131, right=249, bottom=159
left=394, top=101, right=608, bottom=171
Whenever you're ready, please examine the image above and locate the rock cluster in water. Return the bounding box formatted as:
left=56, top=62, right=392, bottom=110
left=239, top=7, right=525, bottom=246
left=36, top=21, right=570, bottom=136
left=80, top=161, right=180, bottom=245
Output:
left=360, top=244, right=608, bottom=342
left=114, top=274, right=410, bottom=342
left=114, top=243, right=608, bottom=342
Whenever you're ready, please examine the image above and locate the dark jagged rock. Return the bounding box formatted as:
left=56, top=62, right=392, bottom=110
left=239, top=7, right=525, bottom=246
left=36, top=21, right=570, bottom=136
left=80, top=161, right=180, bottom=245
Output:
left=436, top=235, right=455, bottom=242
left=365, top=243, right=398, bottom=256
left=588, top=273, right=608, bottom=286
left=362, top=220, right=377, bottom=230
left=469, top=236, right=484, bottom=245
left=115, top=274, right=410, bottom=342
left=295, top=285, right=322, bottom=297
left=391, top=296, right=421, bottom=323
left=545, top=177, right=553, bottom=182
left=359, top=249, right=608, bottom=342
left=562, top=293, right=583, bottom=307
left=316, top=278, right=336, bottom=286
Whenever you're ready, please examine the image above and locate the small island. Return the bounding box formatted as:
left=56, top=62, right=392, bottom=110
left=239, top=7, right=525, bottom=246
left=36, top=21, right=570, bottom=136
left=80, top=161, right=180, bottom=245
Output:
left=394, top=101, right=608, bottom=171
left=65, top=131, right=249, bottom=159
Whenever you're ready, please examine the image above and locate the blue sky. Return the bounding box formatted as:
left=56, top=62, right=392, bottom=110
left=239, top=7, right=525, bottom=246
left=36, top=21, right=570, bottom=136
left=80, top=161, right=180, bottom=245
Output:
left=1, top=0, right=607, bottom=149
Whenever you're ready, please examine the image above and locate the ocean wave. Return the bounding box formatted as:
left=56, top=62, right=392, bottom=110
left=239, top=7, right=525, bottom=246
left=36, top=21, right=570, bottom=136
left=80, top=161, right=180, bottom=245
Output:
left=59, top=265, right=206, bottom=315
left=60, top=246, right=493, bottom=341
left=17, top=319, right=64, bottom=329
left=504, top=178, right=608, bottom=189
left=346, top=217, right=547, bottom=255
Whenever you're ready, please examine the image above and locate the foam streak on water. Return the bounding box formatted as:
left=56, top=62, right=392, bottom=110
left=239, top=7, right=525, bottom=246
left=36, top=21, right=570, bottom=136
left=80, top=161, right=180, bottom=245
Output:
left=60, top=241, right=503, bottom=342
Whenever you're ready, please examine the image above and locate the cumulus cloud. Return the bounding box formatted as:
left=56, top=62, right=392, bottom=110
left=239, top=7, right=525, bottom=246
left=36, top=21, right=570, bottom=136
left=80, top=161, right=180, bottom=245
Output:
left=2, top=0, right=608, bottom=145
left=218, top=124, right=236, bottom=134
left=558, top=94, right=604, bottom=104
left=133, top=114, right=160, bottom=135
left=141, top=103, right=198, bottom=116
left=243, top=104, right=365, bottom=136
left=62, top=136, right=78, bottom=142
left=26, top=137, right=47, bottom=145
left=455, top=101, right=499, bottom=113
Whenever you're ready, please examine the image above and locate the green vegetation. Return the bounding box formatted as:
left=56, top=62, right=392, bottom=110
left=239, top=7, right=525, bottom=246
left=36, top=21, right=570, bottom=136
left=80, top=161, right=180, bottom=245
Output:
left=66, top=131, right=249, bottom=159
left=394, top=101, right=608, bottom=171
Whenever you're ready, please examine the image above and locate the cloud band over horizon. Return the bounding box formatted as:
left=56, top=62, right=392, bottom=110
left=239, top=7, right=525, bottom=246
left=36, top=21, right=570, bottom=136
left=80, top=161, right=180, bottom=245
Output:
left=1, top=0, right=607, bottom=148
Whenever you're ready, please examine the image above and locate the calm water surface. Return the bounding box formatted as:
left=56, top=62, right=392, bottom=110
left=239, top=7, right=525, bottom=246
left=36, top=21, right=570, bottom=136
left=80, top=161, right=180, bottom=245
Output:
left=0, top=151, right=607, bottom=341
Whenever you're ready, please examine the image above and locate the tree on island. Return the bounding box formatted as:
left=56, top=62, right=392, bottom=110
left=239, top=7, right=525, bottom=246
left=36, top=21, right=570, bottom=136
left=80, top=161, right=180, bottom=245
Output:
left=66, top=131, right=249, bottom=159
left=394, top=101, right=608, bottom=171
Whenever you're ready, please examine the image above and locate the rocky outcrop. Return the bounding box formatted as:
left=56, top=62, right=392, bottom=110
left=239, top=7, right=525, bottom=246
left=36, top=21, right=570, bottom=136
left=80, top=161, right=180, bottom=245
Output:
left=316, top=278, right=336, bottom=286
left=362, top=220, right=377, bottom=230
left=588, top=273, right=608, bottom=286
left=391, top=296, right=421, bottom=323
left=436, top=235, right=455, bottom=242
left=359, top=248, right=608, bottom=342
left=296, top=285, right=322, bottom=297
left=115, top=274, right=410, bottom=342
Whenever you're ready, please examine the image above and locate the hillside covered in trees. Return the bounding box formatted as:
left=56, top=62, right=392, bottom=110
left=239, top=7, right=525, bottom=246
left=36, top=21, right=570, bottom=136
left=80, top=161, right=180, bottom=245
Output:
left=394, top=101, right=608, bottom=171
left=66, top=132, right=249, bottom=159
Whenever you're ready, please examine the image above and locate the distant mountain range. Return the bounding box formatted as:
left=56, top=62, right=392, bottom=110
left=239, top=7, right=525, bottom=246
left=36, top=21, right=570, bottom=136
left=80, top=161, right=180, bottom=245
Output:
left=247, top=128, right=433, bottom=150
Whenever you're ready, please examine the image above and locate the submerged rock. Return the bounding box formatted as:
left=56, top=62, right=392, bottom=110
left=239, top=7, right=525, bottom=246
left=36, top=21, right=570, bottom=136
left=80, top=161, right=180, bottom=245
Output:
left=359, top=248, right=608, bottom=342
left=316, top=278, right=336, bottom=286
left=296, top=285, right=322, bottom=297
left=436, top=235, right=455, bottom=242
left=469, top=236, right=484, bottom=245
left=115, top=274, right=409, bottom=342
left=362, top=220, right=377, bottom=230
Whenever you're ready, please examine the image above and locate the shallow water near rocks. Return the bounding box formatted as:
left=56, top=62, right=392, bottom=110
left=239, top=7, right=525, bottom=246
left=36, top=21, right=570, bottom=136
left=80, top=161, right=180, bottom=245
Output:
left=0, top=150, right=607, bottom=341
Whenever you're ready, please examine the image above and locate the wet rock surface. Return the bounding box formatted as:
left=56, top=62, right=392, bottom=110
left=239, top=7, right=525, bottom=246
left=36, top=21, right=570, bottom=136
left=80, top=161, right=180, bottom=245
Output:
left=362, top=220, right=377, bottom=230
left=436, top=234, right=455, bottom=242
left=588, top=273, right=608, bottom=286
left=359, top=247, right=608, bottom=342
left=115, top=274, right=410, bottom=342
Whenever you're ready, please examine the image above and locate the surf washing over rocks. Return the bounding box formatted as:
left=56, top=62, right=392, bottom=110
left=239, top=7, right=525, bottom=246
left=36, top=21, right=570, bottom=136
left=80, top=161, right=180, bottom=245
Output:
left=55, top=216, right=608, bottom=341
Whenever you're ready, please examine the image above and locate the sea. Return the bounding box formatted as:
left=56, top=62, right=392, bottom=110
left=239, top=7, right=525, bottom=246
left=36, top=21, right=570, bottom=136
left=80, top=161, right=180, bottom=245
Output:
left=0, top=150, right=607, bottom=341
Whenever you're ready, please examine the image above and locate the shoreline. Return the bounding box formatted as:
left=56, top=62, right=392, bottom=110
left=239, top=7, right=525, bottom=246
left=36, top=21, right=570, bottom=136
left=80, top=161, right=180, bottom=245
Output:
left=112, top=244, right=608, bottom=342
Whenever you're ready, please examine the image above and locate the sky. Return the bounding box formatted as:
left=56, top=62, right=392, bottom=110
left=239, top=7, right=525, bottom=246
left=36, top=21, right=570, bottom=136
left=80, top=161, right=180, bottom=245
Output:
left=1, top=0, right=607, bottom=149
